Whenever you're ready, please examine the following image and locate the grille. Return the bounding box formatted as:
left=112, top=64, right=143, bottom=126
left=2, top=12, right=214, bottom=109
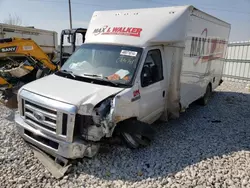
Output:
left=24, top=100, right=58, bottom=133
left=19, top=90, right=77, bottom=143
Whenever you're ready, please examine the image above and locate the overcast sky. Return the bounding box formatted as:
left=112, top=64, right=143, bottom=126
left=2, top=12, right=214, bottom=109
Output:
left=0, top=0, right=250, bottom=42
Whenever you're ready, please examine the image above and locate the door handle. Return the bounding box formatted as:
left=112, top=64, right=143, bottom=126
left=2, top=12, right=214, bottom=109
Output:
left=162, top=90, right=165, bottom=98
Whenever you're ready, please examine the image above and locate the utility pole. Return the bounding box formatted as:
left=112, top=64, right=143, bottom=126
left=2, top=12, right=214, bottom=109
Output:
left=68, top=0, right=72, bottom=29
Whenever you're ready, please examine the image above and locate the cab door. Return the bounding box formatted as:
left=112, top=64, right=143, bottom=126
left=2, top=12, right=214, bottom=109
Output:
left=138, top=47, right=166, bottom=123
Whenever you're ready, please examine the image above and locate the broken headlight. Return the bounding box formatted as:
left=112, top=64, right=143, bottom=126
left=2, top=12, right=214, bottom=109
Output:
left=76, top=97, right=116, bottom=141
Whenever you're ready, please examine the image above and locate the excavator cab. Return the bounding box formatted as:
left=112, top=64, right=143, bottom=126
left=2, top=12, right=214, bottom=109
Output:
left=59, top=28, right=87, bottom=67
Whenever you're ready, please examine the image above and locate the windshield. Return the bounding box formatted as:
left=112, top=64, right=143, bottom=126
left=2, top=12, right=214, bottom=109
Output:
left=60, top=43, right=143, bottom=85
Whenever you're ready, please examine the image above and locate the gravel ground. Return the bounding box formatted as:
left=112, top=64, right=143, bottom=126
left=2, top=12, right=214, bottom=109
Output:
left=0, top=81, right=250, bottom=188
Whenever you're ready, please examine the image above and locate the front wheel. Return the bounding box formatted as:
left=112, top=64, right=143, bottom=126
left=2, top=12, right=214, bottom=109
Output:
left=199, top=84, right=212, bottom=106
left=121, top=133, right=152, bottom=149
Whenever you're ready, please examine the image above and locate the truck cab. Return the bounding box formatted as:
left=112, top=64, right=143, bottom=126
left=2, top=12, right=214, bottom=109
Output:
left=15, top=42, right=167, bottom=158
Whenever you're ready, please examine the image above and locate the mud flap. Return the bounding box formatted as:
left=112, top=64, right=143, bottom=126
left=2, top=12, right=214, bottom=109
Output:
left=30, top=145, right=71, bottom=179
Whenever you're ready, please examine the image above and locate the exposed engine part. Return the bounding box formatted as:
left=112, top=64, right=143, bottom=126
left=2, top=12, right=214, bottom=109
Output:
left=92, top=109, right=101, bottom=125
left=96, top=98, right=112, bottom=117
left=77, top=114, right=105, bottom=142
left=81, top=125, right=106, bottom=142
left=99, top=97, right=117, bottom=137
left=80, top=98, right=114, bottom=141
left=80, top=95, right=156, bottom=148
left=77, top=97, right=117, bottom=142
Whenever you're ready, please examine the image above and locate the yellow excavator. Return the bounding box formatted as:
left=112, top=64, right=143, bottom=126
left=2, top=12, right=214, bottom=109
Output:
left=0, top=37, right=58, bottom=108
left=0, top=28, right=87, bottom=108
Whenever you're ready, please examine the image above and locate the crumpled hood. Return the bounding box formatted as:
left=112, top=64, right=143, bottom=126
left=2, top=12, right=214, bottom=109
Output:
left=20, top=74, right=124, bottom=107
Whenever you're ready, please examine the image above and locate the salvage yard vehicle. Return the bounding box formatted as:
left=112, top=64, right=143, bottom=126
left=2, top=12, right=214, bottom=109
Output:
left=0, top=24, right=58, bottom=108
left=0, top=37, right=58, bottom=108
left=14, top=5, right=231, bottom=162
left=59, top=28, right=87, bottom=66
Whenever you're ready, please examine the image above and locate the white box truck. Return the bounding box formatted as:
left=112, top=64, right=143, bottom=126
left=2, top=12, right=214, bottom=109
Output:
left=0, top=23, right=58, bottom=58
left=14, top=5, right=231, bottom=160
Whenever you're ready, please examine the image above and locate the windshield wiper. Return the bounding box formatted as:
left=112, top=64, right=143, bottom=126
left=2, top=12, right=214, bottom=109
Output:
left=82, top=73, right=119, bottom=86
left=60, top=69, right=76, bottom=78
left=83, top=73, right=103, bottom=78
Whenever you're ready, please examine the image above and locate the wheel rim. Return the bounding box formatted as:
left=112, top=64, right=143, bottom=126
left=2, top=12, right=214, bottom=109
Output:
left=121, top=132, right=139, bottom=148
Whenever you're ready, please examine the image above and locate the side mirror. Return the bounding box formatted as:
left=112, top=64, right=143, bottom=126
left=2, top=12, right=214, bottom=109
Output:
left=141, top=66, right=152, bottom=87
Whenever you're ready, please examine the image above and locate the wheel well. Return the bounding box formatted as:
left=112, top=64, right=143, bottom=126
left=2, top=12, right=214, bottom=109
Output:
left=113, top=117, right=137, bottom=133
left=113, top=117, right=155, bottom=140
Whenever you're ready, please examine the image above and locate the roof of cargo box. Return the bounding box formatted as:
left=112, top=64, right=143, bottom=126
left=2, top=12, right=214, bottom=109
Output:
left=85, top=5, right=230, bottom=47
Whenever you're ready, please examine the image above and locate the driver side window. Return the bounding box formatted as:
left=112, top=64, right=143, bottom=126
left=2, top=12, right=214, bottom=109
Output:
left=141, top=49, right=163, bottom=87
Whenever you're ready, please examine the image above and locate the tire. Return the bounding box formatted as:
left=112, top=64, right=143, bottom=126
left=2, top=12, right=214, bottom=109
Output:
left=121, top=132, right=140, bottom=149
left=133, top=135, right=151, bottom=147
left=199, top=84, right=212, bottom=106
left=116, top=119, right=155, bottom=149
left=121, top=132, right=151, bottom=149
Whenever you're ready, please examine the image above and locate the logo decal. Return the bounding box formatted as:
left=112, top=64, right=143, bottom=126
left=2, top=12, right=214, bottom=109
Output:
left=0, top=46, right=17, bottom=53
left=131, top=89, right=141, bottom=102
left=33, top=111, right=45, bottom=122
left=93, top=26, right=143, bottom=37
left=189, top=28, right=227, bottom=65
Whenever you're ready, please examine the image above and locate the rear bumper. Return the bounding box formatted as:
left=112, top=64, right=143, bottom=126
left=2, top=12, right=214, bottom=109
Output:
left=15, top=113, right=99, bottom=159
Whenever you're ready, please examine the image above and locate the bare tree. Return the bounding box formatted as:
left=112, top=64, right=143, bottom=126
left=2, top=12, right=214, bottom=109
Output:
left=4, top=14, right=22, bottom=26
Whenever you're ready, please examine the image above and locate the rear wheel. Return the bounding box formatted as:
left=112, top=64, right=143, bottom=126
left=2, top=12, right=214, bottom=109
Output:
left=199, top=84, right=212, bottom=106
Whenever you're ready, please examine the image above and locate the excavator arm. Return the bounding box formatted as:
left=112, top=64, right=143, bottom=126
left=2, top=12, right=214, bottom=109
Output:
left=0, top=37, right=57, bottom=71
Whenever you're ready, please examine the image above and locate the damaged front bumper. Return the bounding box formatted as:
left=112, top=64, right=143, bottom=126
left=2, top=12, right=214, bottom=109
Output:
left=15, top=114, right=100, bottom=159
